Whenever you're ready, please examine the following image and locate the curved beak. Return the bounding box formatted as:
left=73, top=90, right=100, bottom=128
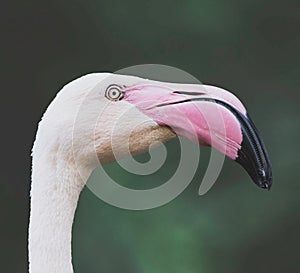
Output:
left=123, top=82, right=272, bottom=190
left=234, top=113, right=273, bottom=190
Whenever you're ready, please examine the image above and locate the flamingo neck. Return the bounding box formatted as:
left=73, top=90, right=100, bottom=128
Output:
left=28, top=150, right=91, bottom=273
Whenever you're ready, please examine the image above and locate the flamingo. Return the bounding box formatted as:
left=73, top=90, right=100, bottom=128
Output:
left=29, top=73, right=272, bottom=273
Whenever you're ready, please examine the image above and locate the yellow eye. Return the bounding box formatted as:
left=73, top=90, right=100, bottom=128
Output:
left=105, top=85, right=123, bottom=101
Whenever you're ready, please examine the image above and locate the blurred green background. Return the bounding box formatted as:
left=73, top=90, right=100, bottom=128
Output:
left=1, top=0, right=299, bottom=272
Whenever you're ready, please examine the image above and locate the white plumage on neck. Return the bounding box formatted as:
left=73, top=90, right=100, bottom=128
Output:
left=29, top=73, right=175, bottom=273
left=29, top=74, right=99, bottom=273
left=29, top=155, right=88, bottom=273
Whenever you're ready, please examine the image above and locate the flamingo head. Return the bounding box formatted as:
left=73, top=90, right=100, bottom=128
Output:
left=44, top=73, right=272, bottom=190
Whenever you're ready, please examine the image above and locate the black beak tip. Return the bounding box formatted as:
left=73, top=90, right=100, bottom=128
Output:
left=256, top=175, right=272, bottom=191
left=236, top=148, right=273, bottom=192
left=236, top=147, right=273, bottom=191
left=232, top=111, right=273, bottom=192
left=236, top=156, right=273, bottom=191
left=264, top=183, right=271, bottom=191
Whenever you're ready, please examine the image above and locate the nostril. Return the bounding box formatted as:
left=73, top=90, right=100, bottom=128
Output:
left=173, top=91, right=206, bottom=96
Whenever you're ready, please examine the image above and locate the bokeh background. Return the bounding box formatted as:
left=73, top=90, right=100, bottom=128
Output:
left=1, top=0, right=299, bottom=272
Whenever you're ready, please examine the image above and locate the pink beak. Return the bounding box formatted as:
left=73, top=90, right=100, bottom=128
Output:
left=122, top=82, right=272, bottom=190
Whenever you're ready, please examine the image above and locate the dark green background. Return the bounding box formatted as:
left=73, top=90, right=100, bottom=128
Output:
left=1, top=0, right=299, bottom=272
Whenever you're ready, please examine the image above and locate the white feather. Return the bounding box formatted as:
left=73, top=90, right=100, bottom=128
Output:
left=29, top=73, right=174, bottom=273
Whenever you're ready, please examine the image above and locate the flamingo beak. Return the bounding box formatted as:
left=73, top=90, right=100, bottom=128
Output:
left=123, top=83, right=272, bottom=190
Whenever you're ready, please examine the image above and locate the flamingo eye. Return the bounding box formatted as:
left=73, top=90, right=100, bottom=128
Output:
left=105, top=85, right=123, bottom=101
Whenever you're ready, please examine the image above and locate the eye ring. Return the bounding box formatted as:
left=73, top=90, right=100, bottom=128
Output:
left=105, top=85, right=124, bottom=101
